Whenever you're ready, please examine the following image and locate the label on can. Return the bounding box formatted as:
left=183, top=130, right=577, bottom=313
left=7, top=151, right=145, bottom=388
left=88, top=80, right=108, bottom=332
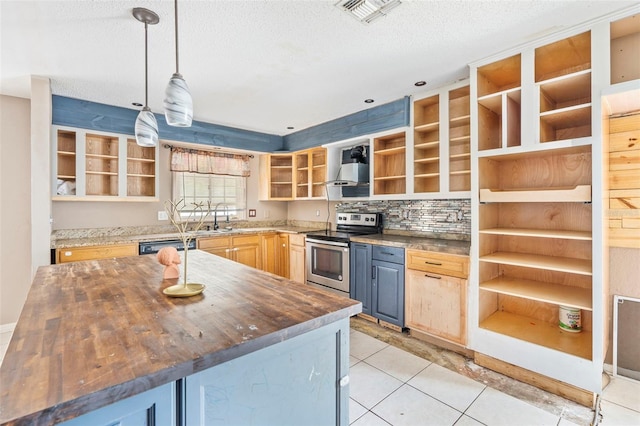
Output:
left=559, top=305, right=582, bottom=332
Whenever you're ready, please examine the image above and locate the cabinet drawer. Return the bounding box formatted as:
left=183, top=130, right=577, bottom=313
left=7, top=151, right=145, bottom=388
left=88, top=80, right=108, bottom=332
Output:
left=231, top=234, right=260, bottom=246
left=406, top=250, right=469, bottom=279
left=197, top=236, right=230, bottom=250
left=372, top=245, right=404, bottom=264
left=57, top=243, right=138, bottom=263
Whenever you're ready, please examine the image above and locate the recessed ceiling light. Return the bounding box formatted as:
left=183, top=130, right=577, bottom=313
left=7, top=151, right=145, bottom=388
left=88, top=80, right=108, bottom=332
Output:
left=364, top=99, right=374, bottom=104
left=132, top=102, right=143, bottom=107
left=414, top=81, right=426, bottom=87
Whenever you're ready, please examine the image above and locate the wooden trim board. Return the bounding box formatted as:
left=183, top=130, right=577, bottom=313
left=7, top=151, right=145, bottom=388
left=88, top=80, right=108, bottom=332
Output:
left=474, top=352, right=596, bottom=408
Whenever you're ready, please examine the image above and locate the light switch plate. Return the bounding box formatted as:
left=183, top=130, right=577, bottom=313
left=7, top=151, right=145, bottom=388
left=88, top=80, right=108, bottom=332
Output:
left=249, top=209, right=256, bottom=217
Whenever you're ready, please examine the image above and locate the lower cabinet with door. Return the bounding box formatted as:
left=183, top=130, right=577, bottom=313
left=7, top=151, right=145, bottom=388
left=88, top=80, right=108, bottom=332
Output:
left=56, top=243, right=138, bottom=264
left=288, top=233, right=306, bottom=284
left=350, top=243, right=405, bottom=328
left=60, top=319, right=351, bottom=426
left=197, top=234, right=261, bottom=269
left=405, top=249, right=470, bottom=346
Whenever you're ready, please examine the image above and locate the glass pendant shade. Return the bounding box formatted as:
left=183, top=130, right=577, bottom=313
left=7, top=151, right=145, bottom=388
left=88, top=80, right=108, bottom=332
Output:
left=164, top=73, right=193, bottom=126
left=135, top=107, right=159, bottom=147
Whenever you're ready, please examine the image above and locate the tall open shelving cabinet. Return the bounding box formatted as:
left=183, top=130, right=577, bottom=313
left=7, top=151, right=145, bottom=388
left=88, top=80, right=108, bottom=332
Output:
left=468, top=9, right=638, bottom=399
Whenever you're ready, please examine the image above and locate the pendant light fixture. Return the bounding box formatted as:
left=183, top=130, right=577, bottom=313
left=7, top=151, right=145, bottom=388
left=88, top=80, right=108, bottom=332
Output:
left=164, top=0, right=193, bottom=127
left=133, top=7, right=160, bottom=147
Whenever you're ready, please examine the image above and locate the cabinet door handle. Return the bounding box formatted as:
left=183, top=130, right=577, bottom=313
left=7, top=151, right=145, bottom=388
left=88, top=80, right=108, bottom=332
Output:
left=381, top=251, right=395, bottom=256
left=425, top=274, right=441, bottom=279
left=424, top=261, right=442, bottom=266
left=372, top=266, right=376, bottom=279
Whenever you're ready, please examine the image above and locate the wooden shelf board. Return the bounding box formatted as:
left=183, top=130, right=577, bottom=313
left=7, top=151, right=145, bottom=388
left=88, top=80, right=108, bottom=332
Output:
left=450, top=136, right=471, bottom=143
left=480, top=311, right=592, bottom=360
left=480, top=252, right=592, bottom=275
left=127, top=174, right=155, bottom=178
left=127, top=157, right=155, bottom=163
left=480, top=185, right=591, bottom=203
left=297, top=167, right=309, bottom=171
left=450, top=115, right=471, bottom=124
left=57, top=175, right=76, bottom=180
left=53, top=195, right=159, bottom=202
left=312, top=165, right=325, bottom=169
left=450, top=153, right=471, bottom=159
left=271, top=166, right=292, bottom=169
left=374, top=175, right=406, bottom=181
left=414, top=122, right=439, bottom=132
left=480, top=276, right=592, bottom=310
left=450, top=170, right=471, bottom=176
left=414, top=141, right=439, bottom=149
left=57, top=151, right=76, bottom=156
left=537, top=68, right=591, bottom=87
left=86, top=153, right=118, bottom=159
left=540, top=104, right=591, bottom=127
left=414, top=173, right=439, bottom=179
left=415, top=156, right=439, bottom=164
left=271, top=182, right=293, bottom=185
left=86, top=171, right=117, bottom=176
left=480, top=228, right=592, bottom=240
left=375, top=146, right=406, bottom=156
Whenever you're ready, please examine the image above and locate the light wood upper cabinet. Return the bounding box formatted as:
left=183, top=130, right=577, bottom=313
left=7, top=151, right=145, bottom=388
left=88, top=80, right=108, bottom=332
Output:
left=373, top=131, right=406, bottom=195
left=413, top=95, right=440, bottom=193
left=52, top=126, right=158, bottom=201
left=260, top=148, right=327, bottom=201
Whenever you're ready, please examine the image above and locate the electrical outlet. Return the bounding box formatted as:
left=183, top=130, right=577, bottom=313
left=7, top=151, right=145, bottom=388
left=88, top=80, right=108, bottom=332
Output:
left=158, top=211, right=168, bottom=221
left=316, top=210, right=320, bottom=217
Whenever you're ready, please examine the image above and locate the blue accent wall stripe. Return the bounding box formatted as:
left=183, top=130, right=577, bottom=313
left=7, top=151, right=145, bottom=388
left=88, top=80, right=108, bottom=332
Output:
left=52, top=95, right=410, bottom=153
left=52, top=96, right=283, bottom=152
left=283, top=97, right=410, bottom=151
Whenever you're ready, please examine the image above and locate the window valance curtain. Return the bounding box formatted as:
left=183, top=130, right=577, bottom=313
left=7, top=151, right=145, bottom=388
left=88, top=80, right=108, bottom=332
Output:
left=169, top=147, right=251, bottom=177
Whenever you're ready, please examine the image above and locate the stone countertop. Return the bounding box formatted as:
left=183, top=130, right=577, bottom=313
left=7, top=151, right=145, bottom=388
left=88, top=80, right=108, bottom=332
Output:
left=0, top=250, right=361, bottom=425
left=51, top=226, right=323, bottom=249
left=349, top=233, right=471, bottom=256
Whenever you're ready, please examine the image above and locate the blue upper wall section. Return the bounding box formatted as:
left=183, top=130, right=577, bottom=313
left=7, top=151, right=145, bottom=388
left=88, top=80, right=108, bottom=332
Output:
left=52, top=96, right=283, bottom=152
left=52, top=95, right=410, bottom=153
left=283, top=97, right=410, bottom=151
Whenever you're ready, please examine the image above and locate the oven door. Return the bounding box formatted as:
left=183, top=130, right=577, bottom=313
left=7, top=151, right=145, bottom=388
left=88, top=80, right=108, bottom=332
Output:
left=305, top=238, right=350, bottom=294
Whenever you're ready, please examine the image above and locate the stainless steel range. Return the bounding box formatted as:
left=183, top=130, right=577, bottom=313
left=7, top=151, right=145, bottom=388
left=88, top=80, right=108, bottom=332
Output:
left=305, top=212, right=383, bottom=297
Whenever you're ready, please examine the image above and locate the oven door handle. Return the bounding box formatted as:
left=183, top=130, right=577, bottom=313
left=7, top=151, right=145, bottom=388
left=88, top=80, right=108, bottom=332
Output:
left=305, top=239, right=349, bottom=248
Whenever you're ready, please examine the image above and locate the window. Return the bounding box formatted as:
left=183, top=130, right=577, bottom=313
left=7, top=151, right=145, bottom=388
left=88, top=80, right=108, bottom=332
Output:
left=172, top=172, right=246, bottom=220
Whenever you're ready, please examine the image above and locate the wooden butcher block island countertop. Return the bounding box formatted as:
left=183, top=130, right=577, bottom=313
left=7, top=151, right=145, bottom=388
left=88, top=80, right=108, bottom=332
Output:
left=0, top=250, right=361, bottom=425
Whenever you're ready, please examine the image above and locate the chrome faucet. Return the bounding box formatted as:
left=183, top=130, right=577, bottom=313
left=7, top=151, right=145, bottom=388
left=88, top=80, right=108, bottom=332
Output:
left=213, top=203, right=229, bottom=230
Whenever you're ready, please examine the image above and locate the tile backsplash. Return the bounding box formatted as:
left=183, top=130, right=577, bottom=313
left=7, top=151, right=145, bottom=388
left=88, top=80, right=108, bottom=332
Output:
left=337, top=199, right=471, bottom=241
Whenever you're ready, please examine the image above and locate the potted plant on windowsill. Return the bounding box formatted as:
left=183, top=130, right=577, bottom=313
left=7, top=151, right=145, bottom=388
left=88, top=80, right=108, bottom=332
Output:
left=162, top=199, right=211, bottom=297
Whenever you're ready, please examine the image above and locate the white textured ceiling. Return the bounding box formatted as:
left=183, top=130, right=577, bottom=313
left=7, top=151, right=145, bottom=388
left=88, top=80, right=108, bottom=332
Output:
left=0, top=0, right=636, bottom=138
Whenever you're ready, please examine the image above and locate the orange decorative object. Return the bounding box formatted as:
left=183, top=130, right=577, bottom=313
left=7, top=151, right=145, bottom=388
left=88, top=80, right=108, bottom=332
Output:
left=157, top=246, right=181, bottom=279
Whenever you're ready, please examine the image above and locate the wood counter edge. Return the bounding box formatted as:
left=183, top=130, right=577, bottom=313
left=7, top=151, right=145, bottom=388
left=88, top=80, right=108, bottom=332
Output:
left=0, top=304, right=361, bottom=426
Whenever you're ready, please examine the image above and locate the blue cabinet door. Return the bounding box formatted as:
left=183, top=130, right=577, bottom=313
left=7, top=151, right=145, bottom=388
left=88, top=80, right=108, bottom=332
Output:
left=372, top=259, right=405, bottom=327
left=350, top=243, right=372, bottom=315
left=59, top=382, right=176, bottom=426
left=185, top=318, right=351, bottom=425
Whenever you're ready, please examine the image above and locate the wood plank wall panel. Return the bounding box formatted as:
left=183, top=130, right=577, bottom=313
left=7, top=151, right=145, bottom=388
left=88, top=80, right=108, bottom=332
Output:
left=609, top=113, right=640, bottom=248
left=283, top=97, right=410, bottom=151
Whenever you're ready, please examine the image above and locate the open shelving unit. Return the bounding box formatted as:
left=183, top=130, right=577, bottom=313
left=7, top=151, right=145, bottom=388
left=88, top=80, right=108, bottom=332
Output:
left=269, top=154, right=294, bottom=200
left=126, top=139, right=156, bottom=197
left=295, top=151, right=309, bottom=198
left=477, top=145, right=594, bottom=360
left=373, top=132, right=406, bottom=195
left=449, top=86, right=471, bottom=191
left=536, top=31, right=592, bottom=143
left=311, top=148, right=327, bottom=198
left=85, top=133, right=119, bottom=196
left=477, top=54, right=522, bottom=151
left=55, top=129, right=77, bottom=195
left=413, top=95, right=439, bottom=193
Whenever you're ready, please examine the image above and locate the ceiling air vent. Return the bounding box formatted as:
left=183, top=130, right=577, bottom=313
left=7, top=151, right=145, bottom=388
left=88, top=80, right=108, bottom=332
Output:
left=336, top=0, right=401, bottom=24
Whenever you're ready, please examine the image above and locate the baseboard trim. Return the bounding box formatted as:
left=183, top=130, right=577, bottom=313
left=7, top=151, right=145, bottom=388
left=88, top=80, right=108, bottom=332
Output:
left=475, top=352, right=596, bottom=408
left=0, top=323, right=16, bottom=334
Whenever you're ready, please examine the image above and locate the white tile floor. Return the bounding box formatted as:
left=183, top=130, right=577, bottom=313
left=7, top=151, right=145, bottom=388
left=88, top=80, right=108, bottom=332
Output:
left=348, top=328, right=640, bottom=426
left=1, top=325, right=639, bottom=425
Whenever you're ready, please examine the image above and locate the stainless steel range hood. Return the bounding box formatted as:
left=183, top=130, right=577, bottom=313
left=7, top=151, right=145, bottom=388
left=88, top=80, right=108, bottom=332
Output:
left=326, top=163, right=369, bottom=187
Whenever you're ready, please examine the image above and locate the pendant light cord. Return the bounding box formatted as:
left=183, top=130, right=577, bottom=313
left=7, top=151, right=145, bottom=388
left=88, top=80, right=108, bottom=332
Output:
left=144, top=22, right=149, bottom=107
left=174, top=0, right=180, bottom=74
